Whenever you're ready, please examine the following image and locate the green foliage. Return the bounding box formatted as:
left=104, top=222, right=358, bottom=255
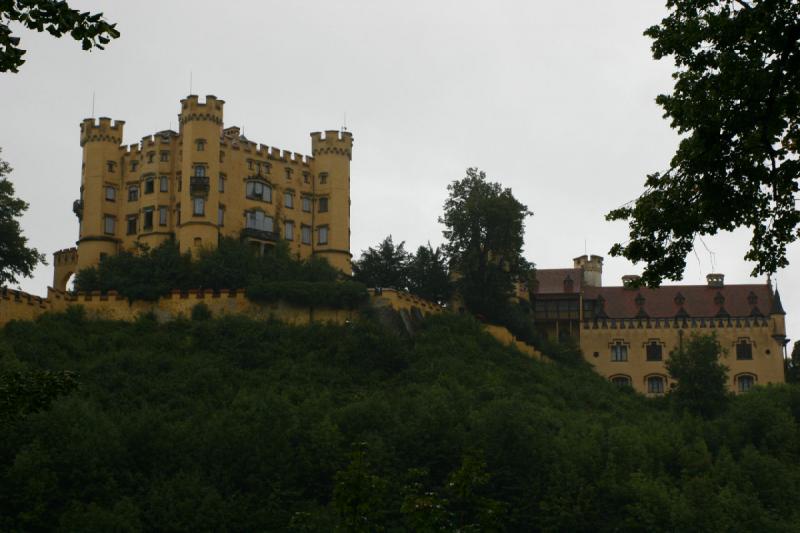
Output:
left=666, top=334, right=730, bottom=418
left=406, top=243, right=452, bottom=305
left=0, top=149, right=45, bottom=285
left=608, top=0, right=800, bottom=283
left=190, top=302, right=212, bottom=321
left=2, top=312, right=800, bottom=530
left=786, top=340, right=800, bottom=383
left=0, top=369, right=78, bottom=422
left=352, top=235, right=410, bottom=290
left=246, top=281, right=368, bottom=309
left=440, top=168, right=533, bottom=319
left=73, top=238, right=361, bottom=307
left=0, top=1, right=120, bottom=72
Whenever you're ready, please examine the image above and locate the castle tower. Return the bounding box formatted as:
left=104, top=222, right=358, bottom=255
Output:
left=573, top=254, right=603, bottom=287
left=76, top=117, right=125, bottom=272
left=177, top=95, right=224, bottom=255
left=310, top=130, right=353, bottom=274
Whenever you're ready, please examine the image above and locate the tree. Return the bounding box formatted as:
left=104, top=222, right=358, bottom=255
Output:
left=0, top=369, right=78, bottom=422
left=1, top=1, right=119, bottom=73
left=0, top=149, right=45, bottom=286
left=785, top=340, right=800, bottom=383
left=352, top=236, right=410, bottom=290
left=406, top=243, right=452, bottom=304
left=440, top=168, right=532, bottom=319
left=665, top=334, right=729, bottom=418
left=607, top=0, right=800, bottom=285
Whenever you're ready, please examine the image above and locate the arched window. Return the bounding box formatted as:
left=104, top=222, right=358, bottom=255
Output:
left=610, top=375, right=632, bottom=387
left=193, top=165, right=206, bottom=177
left=736, top=374, right=756, bottom=393
left=646, top=375, right=666, bottom=395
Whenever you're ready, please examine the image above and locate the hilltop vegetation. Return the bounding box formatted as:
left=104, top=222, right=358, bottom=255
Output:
left=2, top=311, right=800, bottom=531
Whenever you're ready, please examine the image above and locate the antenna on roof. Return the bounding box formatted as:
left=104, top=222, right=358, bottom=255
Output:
left=342, top=112, right=348, bottom=133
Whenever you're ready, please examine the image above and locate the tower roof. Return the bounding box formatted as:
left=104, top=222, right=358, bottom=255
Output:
left=771, top=288, right=786, bottom=315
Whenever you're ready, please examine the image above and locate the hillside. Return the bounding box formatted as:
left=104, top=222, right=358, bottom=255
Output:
left=2, top=310, right=800, bottom=532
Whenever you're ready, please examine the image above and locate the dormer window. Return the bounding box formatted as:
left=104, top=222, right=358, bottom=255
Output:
left=674, top=292, right=685, bottom=306
left=195, top=139, right=206, bottom=152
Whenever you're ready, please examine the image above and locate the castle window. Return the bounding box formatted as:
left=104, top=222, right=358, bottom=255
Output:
left=737, top=374, right=756, bottom=393
left=176, top=205, right=181, bottom=225
left=103, top=215, right=115, bottom=235
left=106, top=161, right=116, bottom=172
left=245, top=210, right=274, bottom=233
left=126, top=215, right=137, bottom=235
left=301, top=225, right=312, bottom=245
left=128, top=185, right=139, bottom=202
left=302, top=196, right=312, bottom=212
left=159, top=206, right=168, bottom=226
left=147, top=152, right=155, bottom=163
left=218, top=206, right=225, bottom=226
left=262, top=162, right=271, bottom=175
left=144, top=177, right=155, bottom=194
left=611, top=342, right=628, bottom=362
left=318, top=197, right=329, bottom=213
left=647, top=376, right=666, bottom=395
left=193, top=197, right=205, bottom=216
left=218, top=175, right=225, bottom=193
left=130, top=160, right=138, bottom=172
left=285, top=167, right=293, bottom=180
left=160, top=151, right=169, bottom=162
left=303, top=172, right=310, bottom=184
left=736, top=339, right=753, bottom=360
left=177, top=176, right=182, bottom=192
left=193, top=165, right=206, bottom=177
left=219, top=151, right=225, bottom=163
left=284, top=221, right=294, bottom=241
left=646, top=341, right=663, bottom=362
left=248, top=160, right=254, bottom=171
left=143, top=207, right=154, bottom=230
left=319, top=172, right=328, bottom=185
left=611, top=375, right=631, bottom=387
left=104, top=186, right=116, bottom=202
left=195, top=139, right=206, bottom=152
left=318, top=225, right=329, bottom=245
left=160, top=176, right=169, bottom=192
left=284, top=191, right=294, bottom=209
left=246, top=180, right=271, bottom=202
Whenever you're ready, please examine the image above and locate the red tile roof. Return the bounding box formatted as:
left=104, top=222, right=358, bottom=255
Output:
left=583, top=284, right=776, bottom=319
left=534, top=268, right=582, bottom=294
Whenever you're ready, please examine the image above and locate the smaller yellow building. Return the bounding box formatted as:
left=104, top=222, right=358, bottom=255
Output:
left=54, top=95, right=353, bottom=290
left=533, top=257, right=787, bottom=395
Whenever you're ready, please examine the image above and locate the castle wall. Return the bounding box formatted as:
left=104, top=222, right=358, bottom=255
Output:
left=581, top=316, right=785, bottom=394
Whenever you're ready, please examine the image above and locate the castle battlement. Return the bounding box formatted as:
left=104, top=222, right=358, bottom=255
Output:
left=80, top=117, right=125, bottom=146
left=179, top=94, right=224, bottom=127
left=311, top=130, right=353, bottom=159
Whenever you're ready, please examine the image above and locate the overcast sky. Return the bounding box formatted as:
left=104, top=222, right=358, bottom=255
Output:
left=1, top=0, right=797, bottom=343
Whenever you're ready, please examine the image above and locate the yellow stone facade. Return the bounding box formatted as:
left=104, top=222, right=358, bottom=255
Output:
left=54, top=95, right=352, bottom=290
left=533, top=257, right=788, bottom=395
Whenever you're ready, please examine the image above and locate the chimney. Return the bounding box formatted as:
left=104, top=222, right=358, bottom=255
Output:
left=706, top=273, right=724, bottom=288
left=622, top=275, right=641, bottom=288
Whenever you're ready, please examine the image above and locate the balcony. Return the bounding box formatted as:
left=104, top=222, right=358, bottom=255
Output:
left=72, top=199, right=83, bottom=220
left=242, top=227, right=279, bottom=242
left=189, top=176, right=210, bottom=196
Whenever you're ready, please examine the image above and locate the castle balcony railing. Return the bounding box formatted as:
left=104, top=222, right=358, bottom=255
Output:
left=242, top=227, right=279, bottom=242
left=72, top=199, right=83, bottom=220
left=189, top=176, right=210, bottom=196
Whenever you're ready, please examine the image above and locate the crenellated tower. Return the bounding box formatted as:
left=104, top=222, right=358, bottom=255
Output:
left=76, top=117, right=125, bottom=272
left=310, top=130, right=353, bottom=274
left=177, top=95, right=224, bottom=254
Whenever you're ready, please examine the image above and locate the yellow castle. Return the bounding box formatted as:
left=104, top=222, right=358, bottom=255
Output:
left=53, top=95, right=353, bottom=290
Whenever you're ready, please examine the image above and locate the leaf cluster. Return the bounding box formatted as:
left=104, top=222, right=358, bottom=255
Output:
left=608, top=0, right=800, bottom=284
left=0, top=0, right=120, bottom=72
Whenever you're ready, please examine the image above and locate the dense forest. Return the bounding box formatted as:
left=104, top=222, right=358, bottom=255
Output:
left=2, top=310, right=800, bottom=532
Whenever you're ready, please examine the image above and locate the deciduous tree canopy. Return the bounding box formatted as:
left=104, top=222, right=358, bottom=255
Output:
left=608, top=0, right=800, bottom=284
left=0, top=149, right=44, bottom=285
